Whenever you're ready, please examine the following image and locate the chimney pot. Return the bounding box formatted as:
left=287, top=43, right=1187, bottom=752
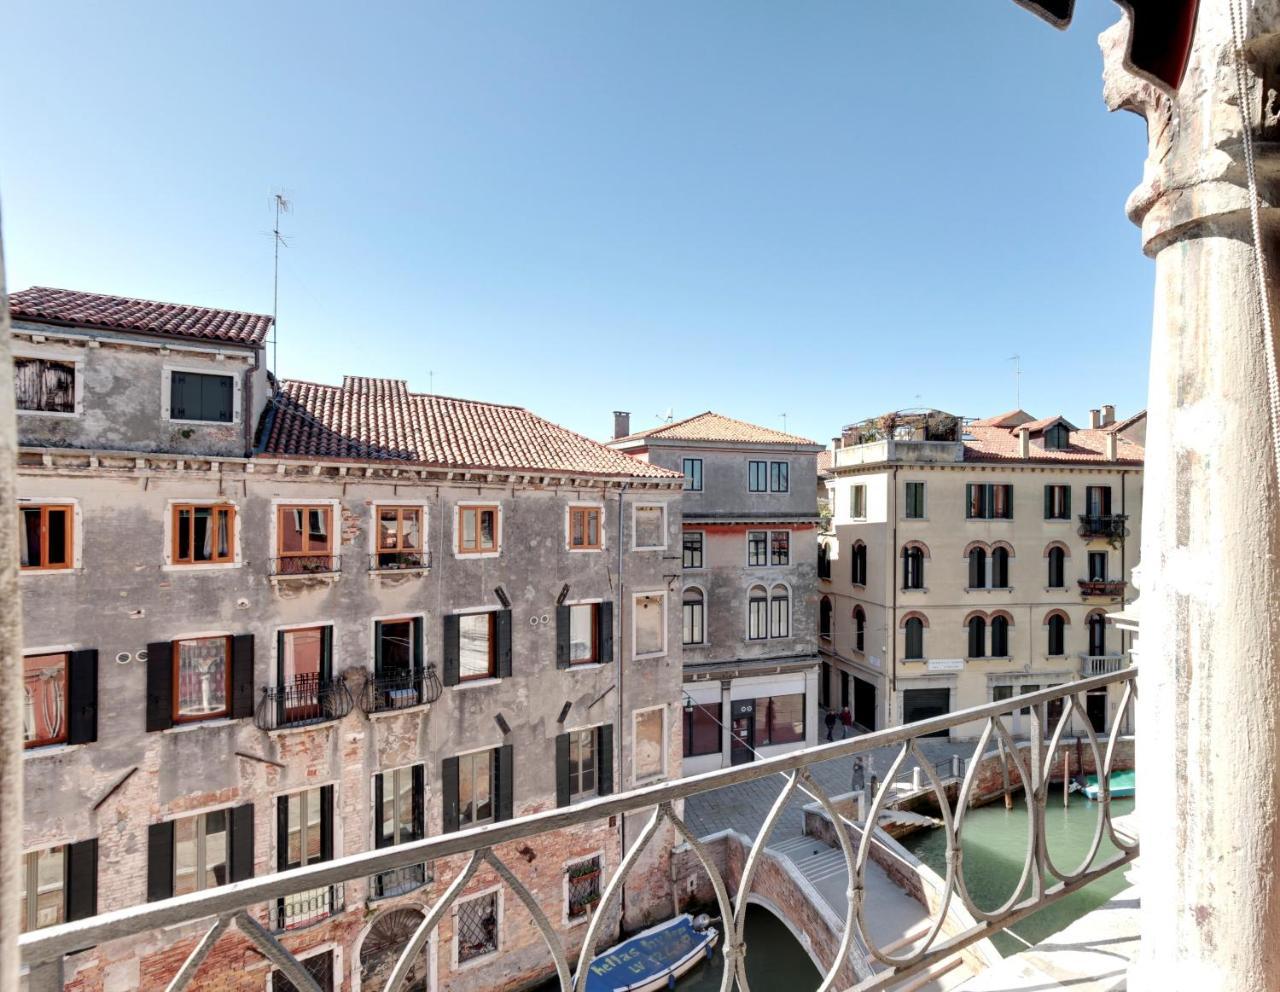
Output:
left=1102, top=404, right=1116, bottom=426
left=1017, top=426, right=1031, bottom=459
left=1090, top=409, right=1101, bottom=429
left=612, top=411, right=631, bottom=440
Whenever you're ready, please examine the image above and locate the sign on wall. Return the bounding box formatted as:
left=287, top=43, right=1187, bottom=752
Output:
left=926, top=658, right=964, bottom=672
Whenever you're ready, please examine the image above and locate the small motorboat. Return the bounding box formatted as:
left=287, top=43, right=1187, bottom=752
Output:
left=584, top=913, right=719, bottom=992
left=1082, top=769, right=1136, bottom=801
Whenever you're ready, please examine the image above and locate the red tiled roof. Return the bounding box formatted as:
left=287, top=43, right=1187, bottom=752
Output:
left=9, top=286, right=272, bottom=347
left=1099, top=410, right=1146, bottom=433
left=260, top=377, right=681, bottom=479
left=614, top=411, right=817, bottom=446
left=817, top=449, right=834, bottom=477
left=963, top=424, right=1143, bottom=465
left=1019, top=414, right=1078, bottom=433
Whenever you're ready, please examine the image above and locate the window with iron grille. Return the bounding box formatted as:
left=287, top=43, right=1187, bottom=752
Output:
left=15, top=358, right=75, bottom=414
left=456, top=891, right=500, bottom=963
left=747, top=531, right=767, bottom=566
left=682, top=531, right=703, bottom=569
left=566, top=856, right=602, bottom=921
left=271, top=950, right=334, bottom=992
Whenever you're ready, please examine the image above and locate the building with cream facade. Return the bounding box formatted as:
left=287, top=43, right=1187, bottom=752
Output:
left=818, top=407, right=1143, bottom=739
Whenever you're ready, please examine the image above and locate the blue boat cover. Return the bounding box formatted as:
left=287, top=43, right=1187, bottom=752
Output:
left=585, top=915, right=711, bottom=992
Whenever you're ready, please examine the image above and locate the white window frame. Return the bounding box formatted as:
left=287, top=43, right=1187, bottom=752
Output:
left=565, top=723, right=604, bottom=805
left=15, top=497, right=83, bottom=574
left=768, top=582, right=791, bottom=639
left=162, top=498, right=242, bottom=571
left=631, top=503, right=667, bottom=551
left=453, top=500, right=503, bottom=560
left=12, top=344, right=84, bottom=419
left=631, top=590, right=668, bottom=659
left=454, top=744, right=499, bottom=828
left=167, top=806, right=235, bottom=897
left=266, top=941, right=341, bottom=991
left=19, top=844, right=66, bottom=932
left=562, top=851, right=606, bottom=928
left=368, top=500, right=430, bottom=566
left=632, top=705, right=667, bottom=783
left=746, top=585, right=769, bottom=641
left=162, top=362, right=243, bottom=426
left=565, top=501, right=606, bottom=553
left=452, top=885, right=504, bottom=970
left=852, top=484, right=867, bottom=521
left=682, top=584, right=706, bottom=647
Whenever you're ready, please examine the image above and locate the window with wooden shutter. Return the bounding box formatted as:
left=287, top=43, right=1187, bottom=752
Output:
left=169, top=370, right=235, bottom=423
left=23, top=652, right=69, bottom=747
left=15, top=357, right=76, bottom=413
left=145, top=641, right=175, bottom=732
left=66, top=649, right=98, bottom=745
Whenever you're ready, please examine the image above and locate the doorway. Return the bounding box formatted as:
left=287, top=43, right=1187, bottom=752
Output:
left=1086, top=690, right=1107, bottom=733
left=853, top=677, right=876, bottom=731
left=730, top=699, right=755, bottom=765
left=902, top=688, right=950, bottom=737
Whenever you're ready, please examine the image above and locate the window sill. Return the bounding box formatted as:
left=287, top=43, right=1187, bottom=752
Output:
left=24, top=742, right=84, bottom=759
left=17, top=409, right=81, bottom=419
left=270, top=571, right=342, bottom=586
left=369, top=567, right=431, bottom=577
left=162, top=562, right=242, bottom=573
left=567, top=547, right=604, bottom=554
left=452, top=677, right=503, bottom=692
left=632, top=545, right=668, bottom=553
left=368, top=701, right=434, bottom=720
left=266, top=720, right=342, bottom=738
left=19, top=567, right=82, bottom=577
left=165, top=417, right=241, bottom=427
left=634, top=651, right=668, bottom=661
left=564, top=662, right=610, bottom=673
left=965, top=587, right=1014, bottom=594
left=454, top=551, right=501, bottom=560
left=163, top=717, right=239, bottom=735
left=967, top=656, right=1012, bottom=663
left=901, top=587, right=929, bottom=594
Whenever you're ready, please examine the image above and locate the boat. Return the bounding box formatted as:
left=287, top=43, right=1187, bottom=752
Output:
left=1082, top=769, right=1136, bottom=801
left=584, top=913, right=719, bottom=992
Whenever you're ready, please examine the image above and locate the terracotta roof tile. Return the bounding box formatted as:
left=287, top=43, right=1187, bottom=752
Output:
left=9, top=286, right=272, bottom=347
left=614, top=411, right=817, bottom=446
left=261, top=377, right=680, bottom=479
left=962, top=424, right=1143, bottom=465
left=1019, top=414, right=1078, bottom=433
left=1098, top=410, right=1146, bottom=433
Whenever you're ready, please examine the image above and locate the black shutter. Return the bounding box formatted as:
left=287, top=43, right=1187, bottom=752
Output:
left=67, top=649, right=98, bottom=745
left=171, top=372, right=188, bottom=420
left=597, top=724, right=614, bottom=797
left=496, top=745, right=514, bottom=822
left=216, top=375, right=233, bottom=423
left=412, top=618, right=424, bottom=673
left=965, top=484, right=974, bottom=519
left=411, top=765, right=426, bottom=840
left=496, top=610, right=512, bottom=678
left=373, top=621, right=385, bottom=677
left=230, top=804, right=254, bottom=882
left=230, top=634, right=254, bottom=719
left=320, top=626, right=333, bottom=681
left=1044, top=485, right=1053, bottom=519
left=555, top=732, right=571, bottom=808
left=1064, top=486, right=1072, bottom=519
left=277, top=797, right=290, bottom=871
left=373, top=773, right=388, bottom=847
left=147, top=821, right=175, bottom=902
left=65, top=839, right=97, bottom=921
left=442, top=756, right=460, bottom=833
left=555, top=605, right=571, bottom=670
left=145, top=642, right=173, bottom=733
left=319, top=785, right=334, bottom=862
left=442, top=615, right=460, bottom=687
left=598, top=602, right=614, bottom=665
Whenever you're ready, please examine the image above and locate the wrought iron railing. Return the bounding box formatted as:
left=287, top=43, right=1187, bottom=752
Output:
left=369, top=863, right=432, bottom=901
left=1077, top=513, right=1129, bottom=541
left=269, top=554, right=341, bottom=577
left=369, top=550, right=432, bottom=571
left=358, top=666, right=443, bottom=714
left=1078, top=578, right=1127, bottom=599
left=20, top=669, right=1137, bottom=992
left=269, top=883, right=344, bottom=932
left=253, top=676, right=354, bottom=731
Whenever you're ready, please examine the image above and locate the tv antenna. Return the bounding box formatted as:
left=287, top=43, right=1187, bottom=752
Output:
left=271, top=192, right=291, bottom=381
left=1008, top=354, right=1023, bottom=407
left=781, top=412, right=788, bottom=433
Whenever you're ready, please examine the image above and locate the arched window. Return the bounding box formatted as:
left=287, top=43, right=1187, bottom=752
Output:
left=1088, top=612, right=1107, bottom=656
left=749, top=586, right=769, bottom=641
left=968, top=616, right=986, bottom=658
left=851, top=543, right=867, bottom=586
left=904, top=617, right=924, bottom=660
left=1047, top=613, right=1066, bottom=655
left=902, top=546, right=925, bottom=590
left=853, top=607, right=866, bottom=653
left=1047, top=546, right=1066, bottom=588
left=991, top=547, right=1010, bottom=589
left=990, top=615, right=1009, bottom=656
left=819, top=595, right=832, bottom=640
left=682, top=588, right=705, bottom=646
left=361, top=908, right=430, bottom=992
left=770, top=585, right=790, bottom=638
left=968, top=547, right=987, bottom=589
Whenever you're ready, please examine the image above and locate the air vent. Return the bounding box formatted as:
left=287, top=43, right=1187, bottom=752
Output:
left=115, top=652, right=132, bottom=665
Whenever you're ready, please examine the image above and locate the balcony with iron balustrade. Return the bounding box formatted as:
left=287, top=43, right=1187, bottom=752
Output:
left=1078, top=577, right=1127, bottom=600
left=268, top=554, right=342, bottom=585
left=254, top=674, right=354, bottom=732
left=1077, top=513, right=1129, bottom=541
left=358, top=665, right=443, bottom=715
left=368, top=550, right=432, bottom=573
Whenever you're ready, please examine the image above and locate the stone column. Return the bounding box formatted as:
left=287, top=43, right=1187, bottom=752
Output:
left=1101, top=4, right=1280, bottom=987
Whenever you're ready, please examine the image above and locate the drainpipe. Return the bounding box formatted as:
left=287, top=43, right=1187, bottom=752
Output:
left=889, top=465, right=898, bottom=725
left=615, top=480, right=630, bottom=929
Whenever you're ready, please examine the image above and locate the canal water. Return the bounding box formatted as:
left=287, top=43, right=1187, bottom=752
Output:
left=900, top=792, right=1136, bottom=957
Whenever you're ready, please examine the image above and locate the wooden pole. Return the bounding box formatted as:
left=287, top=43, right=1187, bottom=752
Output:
left=998, top=736, right=1013, bottom=810
left=1064, top=750, right=1070, bottom=808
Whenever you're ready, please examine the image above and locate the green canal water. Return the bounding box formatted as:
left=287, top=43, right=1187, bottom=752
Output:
left=900, top=793, right=1136, bottom=957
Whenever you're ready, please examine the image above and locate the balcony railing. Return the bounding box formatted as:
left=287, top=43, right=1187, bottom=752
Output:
left=1081, top=653, right=1130, bottom=676
left=20, top=668, right=1137, bottom=992
left=369, top=863, right=432, bottom=901
left=269, top=882, right=344, bottom=932
left=1078, top=578, right=1127, bottom=599
left=369, top=550, right=432, bottom=572
left=269, top=554, right=341, bottom=578
left=358, top=666, right=443, bottom=714
left=254, top=675, right=354, bottom=731
left=1077, top=513, right=1129, bottom=541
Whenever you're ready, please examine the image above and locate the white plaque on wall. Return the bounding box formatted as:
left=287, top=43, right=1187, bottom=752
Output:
left=868, top=655, right=882, bottom=669
left=927, top=658, right=965, bottom=672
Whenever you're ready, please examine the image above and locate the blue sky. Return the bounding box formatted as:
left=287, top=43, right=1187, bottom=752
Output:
left=1, top=2, right=1153, bottom=444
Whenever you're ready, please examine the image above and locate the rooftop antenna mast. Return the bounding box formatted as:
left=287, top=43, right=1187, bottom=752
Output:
left=271, top=192, right=291, bottom=382
left=1008, top=354, right=1022, bottom=407
left=781, top=412, right=788, bottom=433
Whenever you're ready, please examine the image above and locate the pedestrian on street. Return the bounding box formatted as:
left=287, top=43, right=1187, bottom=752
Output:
left=840, top=706, right=853, bottom=739
left=825, top=710, right=837, bottom=742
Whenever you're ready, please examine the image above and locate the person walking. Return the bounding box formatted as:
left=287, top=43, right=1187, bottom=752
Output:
left=825, top=709, right=837, bottom=742
left=840, top=706, right=853, bottom=739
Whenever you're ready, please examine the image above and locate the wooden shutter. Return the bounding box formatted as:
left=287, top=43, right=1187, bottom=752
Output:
left=65, top=839, right=97, bottom=921
left=442, top=615, right=460, bottom=687
left=411, top=765, right=426, bottom=840
left=598, top=602, right=614, bottom=665
left=319, top=785, right=334, bottom=862
left=145, top=642, right=173, bottom=733
left=320, top=627, right=333, bottom=681
left=1064, top=486, right=1072, bottom=518
left=147, top=821, right=175, bottom=902
left=215, top=375, right=233, bottom=422
left=230, top=634, right=255, bottom=719
left=276, top=797, right=290, bottom=871
left=441, top=756, right=460, bottom=833
left=555, top=732, right=571, bottom=808
left=496, top=610, right=513, bottom=678
left=373, top=773, right=389, bottom=847
left=1044, top=485, right=1053, bottom=519
left=496, top=745, right=514, bottom=822
left=597, top=724, right=614, bottom=797
left=230, top=804, right=254, bottom=882
left=965, top=484, right=975, bottom=519
left=555, top=605, right=571, bottom=670
left=171, top=371, right=189, bottom=420
left=67, top=649, right=98, bottom=745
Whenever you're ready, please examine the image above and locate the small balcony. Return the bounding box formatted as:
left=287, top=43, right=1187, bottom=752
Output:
left=269, top=882, right=344, bottom=932
left=368, top=550, right=431, bottom=573
left=369, top=863, right=431, bottom=901
left=254, top=675, right=354, bottom=731
left=1080, top=653, right=1130, bottom=676
left=269, top=554, right=341, bottom=579
left=1077, top=513, right=1129, bottom=541
left=358, top=666, right=443, bottom=715
left=1078, top=578, right=1127, bottom=600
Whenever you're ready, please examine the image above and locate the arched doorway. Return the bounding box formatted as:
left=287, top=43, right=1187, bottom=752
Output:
left=359, top=907, right=433, bottom=992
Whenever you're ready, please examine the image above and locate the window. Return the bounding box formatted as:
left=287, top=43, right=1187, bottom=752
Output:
left=15, top=357, right=76, bottom=414
left=851, top=543, right=867, bottom=585
left=19, top=504, right=73, bottom=570
left=991, top=615, right=1009, bottom=657
left=968, top=617, right=987, bottom=658
left=904, top=618, right=924, bottom=660
left=968, top=547, right=987, bottom=589
left=457, top=505, right=499, bottom=555
left=374, top=617, right=423, bottom=683
left=853, top=607, right=866, bottom=653
left=375, top=506, right=424, bottom=569
left=175, top=810, right=230, bottom=897
left=683, top=701, right=721, bottom=757
left=569, top=506, right=602, bottom=550
left=20, top=842, right=98, bottom=932
left=566, top=856, right=603, bottom=921
left=770, top=461, right=789, bottom=492
left=169, top=370, right=234, bottom=423
left=1085, top=485, right=1113, bottom=516
left=1088, top=551, right=1108, bottom=581
left=991, top=547, right=1010, bottom=589
left=371, top=765, right=426, bottom=899
left=1048, top=547, right=1067, bottom=588
left=817, top=542, right=831, bottom=580
left=682, top=589, right=705, bottom=646
left=633, top=707, right=666, bottom=781
left=683, top=458, right=703, bottom=491
left=852, top=485, right=867, bottom=519
left=272, top=950, right=335, bottom=992
left=275, top=786, right=337, bottom=929
left=459, top=613, right=496, bottom=681
left=966, top=484, right=1014, bottom=520
left=23, top=653, right=68, bottom=747
left=633, top=593, right=666, bottom=656
left=445, top=746, right=512, bottom=831
left=747, top=531, right=768, bottom=566
left=769, top=585, right=790, bottom=638
left=770, top=531, right=790, bottom=565
left=748, top=586, right=769, bottom=641
left=819, top=596, right=832, bottom=640
left=1088, top=614, right=1108, bottom=656
left=682, top=531, right=704, bottom=569
left=172, top=504, right=235, bottom=565
left=1047, top=614, right=1066, bottom=655
left=457, top=891, right=499, bottom=964
left=567, top=603, right=599, bottom=664
left=748, top=461, right=767, bottom=492
left=459, top=750, right=494, bottom=827
left=633, top=504, right=666, bottom=549
left=902, top=546, right=925, bottom=590
left=557, top=726, right=613, bottom=805
left=903, top=481, right=926, bottom=519
left=276, top=505, right=333, bottom=573
left=174, top=635, right=231, bottom=722
left=1044, top=485, right=1071, bottom=520
left=1045, top=423, right=1071, bottom=449
left=754, top=693, right=805, bottom=746
left=275, top=626, right=331, bottom=725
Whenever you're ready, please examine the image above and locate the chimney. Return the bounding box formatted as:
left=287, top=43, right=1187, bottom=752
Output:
left=613, top=411, right=631, bottom=440
left=1102, top=404, right=1116, bottom=426
left=1017, top=426, right=1031, bottom=458
left=1090, top=408, right=1101, bottom=429
left=831, top=436, right=842, bottom=450
left=1105, top=432, right=1118, bottom=461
